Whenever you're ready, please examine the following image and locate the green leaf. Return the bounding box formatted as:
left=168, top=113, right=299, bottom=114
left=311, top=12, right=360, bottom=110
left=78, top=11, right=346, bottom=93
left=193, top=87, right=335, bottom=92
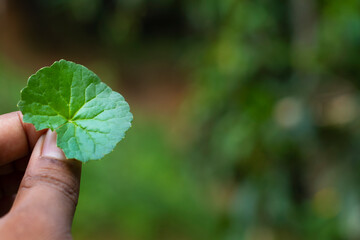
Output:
left=18, top=59, right=133, bottom=162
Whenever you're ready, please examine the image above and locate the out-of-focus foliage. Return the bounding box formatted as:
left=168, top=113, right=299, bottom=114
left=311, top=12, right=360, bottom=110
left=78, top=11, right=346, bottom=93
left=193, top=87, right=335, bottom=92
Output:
left=1, top=0, right=360, bottom=239
left=73, top=117, right=216, bottom=240
left=187, top=0, right=360, bottom=239
left=0, top=58, right=24, bottom=113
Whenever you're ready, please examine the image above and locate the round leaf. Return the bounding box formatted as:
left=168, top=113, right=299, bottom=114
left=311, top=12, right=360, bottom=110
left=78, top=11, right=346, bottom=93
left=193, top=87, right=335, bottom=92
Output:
left=18, top=59, right=133, bottom=162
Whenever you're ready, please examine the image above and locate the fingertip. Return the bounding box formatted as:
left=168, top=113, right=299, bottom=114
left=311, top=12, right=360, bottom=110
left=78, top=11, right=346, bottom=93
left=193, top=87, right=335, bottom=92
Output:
left=17, top=111, right=47, bottom=149
left=11, top=132, right=81, bottom=227
left=41, top=130, right=67, bottom=160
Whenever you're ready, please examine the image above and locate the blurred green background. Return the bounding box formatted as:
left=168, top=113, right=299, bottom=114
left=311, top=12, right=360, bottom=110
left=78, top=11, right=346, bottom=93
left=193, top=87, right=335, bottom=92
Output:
left=1, top=0, right=360, bottom=239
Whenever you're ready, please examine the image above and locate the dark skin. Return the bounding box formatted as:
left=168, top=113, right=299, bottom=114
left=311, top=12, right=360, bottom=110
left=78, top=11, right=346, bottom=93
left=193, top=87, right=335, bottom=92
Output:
left=0, top=112, right=82, bottom=239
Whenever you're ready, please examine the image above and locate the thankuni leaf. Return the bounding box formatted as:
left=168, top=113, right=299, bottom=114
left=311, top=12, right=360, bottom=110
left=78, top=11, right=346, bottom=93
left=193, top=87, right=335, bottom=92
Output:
left=18, top=59, right=133, bottom=162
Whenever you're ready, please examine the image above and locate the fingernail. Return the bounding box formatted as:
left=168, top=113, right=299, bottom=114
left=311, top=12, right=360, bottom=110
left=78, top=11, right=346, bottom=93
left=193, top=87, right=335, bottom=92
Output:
left=42, top=130, right=67, bottom=160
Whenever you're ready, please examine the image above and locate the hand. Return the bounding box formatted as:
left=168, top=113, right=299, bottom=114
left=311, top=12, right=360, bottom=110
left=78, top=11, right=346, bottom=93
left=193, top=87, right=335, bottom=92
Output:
left=0, top=112, right=81, bottom=240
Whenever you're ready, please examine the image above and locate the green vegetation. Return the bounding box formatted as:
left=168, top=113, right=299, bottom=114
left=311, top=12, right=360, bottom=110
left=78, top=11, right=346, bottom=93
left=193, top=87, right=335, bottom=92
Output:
left=18, top=60, right=132, bottom=162
left=1, top=0, right=360, bottom=239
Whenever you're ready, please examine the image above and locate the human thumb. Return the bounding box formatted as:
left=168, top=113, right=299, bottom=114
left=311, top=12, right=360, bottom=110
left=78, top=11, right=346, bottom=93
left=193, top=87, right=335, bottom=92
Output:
left=10, top=130, right=81, bottom=235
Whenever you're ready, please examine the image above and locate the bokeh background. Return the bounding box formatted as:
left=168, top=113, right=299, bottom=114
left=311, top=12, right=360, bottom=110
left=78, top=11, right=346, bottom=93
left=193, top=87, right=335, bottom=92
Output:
left=1, top=0, right=360, bottom=239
